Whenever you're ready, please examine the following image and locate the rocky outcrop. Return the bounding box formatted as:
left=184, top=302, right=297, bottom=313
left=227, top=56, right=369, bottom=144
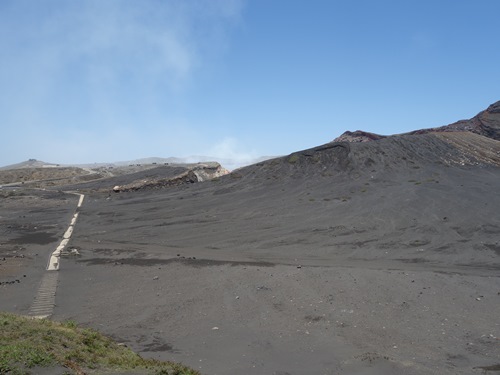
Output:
left=333, top=130, right=386, bottom=143
left=192, top=162, right=230, bottom=181
left=111, top=163, right=229, bottom=192
left=333, top=101, right=500, bottom=143
left=111, top=170, right=199, bottom=192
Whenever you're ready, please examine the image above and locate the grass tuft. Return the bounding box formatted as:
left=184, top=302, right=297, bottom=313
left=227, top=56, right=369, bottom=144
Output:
left=0, top=312, right=199, bottom=375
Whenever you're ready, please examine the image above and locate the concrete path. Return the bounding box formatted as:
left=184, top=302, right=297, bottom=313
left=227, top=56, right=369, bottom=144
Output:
left=28, top=193, right=84, bottom=319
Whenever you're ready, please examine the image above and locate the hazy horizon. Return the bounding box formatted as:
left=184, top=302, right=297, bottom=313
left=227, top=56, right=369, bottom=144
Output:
left=1, top=154, right=275, bottom=171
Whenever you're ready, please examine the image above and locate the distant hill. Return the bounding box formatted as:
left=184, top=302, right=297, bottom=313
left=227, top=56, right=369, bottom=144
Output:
left=0, top=159, right=60, bottom=170
left=1, top=155, right=277, bottom=172
left=111, top=155, right=277, bottom=171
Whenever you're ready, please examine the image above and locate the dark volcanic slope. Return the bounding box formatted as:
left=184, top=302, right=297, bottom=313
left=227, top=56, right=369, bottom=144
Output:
left=48, top=130, right=500, bottom=375
left=410, top=101, right=500, bottom=140
left=71, top=133, right=500, bottom=270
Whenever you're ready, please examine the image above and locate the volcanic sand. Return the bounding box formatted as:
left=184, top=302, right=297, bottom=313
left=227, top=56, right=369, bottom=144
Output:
left=1, top=133, right=500, bottom=374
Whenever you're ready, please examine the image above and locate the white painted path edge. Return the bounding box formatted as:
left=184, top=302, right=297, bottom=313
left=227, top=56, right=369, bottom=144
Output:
left=29, top=193, right=85, bottom=319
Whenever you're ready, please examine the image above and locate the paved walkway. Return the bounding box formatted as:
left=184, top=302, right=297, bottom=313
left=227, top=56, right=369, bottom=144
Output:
left=29, top=193, right=84, bottom=319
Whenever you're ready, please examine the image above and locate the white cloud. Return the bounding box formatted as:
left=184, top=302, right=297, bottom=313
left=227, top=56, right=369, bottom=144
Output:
left=206, top=137, right=260, bottom=170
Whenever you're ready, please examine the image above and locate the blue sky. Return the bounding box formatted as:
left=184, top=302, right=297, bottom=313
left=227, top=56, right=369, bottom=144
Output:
left=1, top=0, right=499, bottom=167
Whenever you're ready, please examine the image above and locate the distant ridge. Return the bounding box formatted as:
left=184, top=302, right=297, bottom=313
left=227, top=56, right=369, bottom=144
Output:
left=69, top=156, right=275, bottom=172
left=0, top=159, right=59, bottom=170
left=1, top=155, right=277, bottom=172
left=333, top=100, right=500, bottom=143
left=408, top=100, right=500, bottom=140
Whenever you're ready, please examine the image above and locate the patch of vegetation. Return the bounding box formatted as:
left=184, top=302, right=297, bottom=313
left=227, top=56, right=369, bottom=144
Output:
left=230, top=172, right=243, bottom=179
left=408, top=239, right=429, bottom=247
left=0, top=312, right=199, bottom=375
left=287, top=154, right=300, bottom=164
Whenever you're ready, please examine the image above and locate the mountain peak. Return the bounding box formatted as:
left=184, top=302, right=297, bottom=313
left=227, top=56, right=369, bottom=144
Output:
left=333, top=100, right=500, bottom=143
left=486, top=100, right=500, bottom=113
left=0, top=159, right=58, bottom=170
left=332, top=130, right=386, bottom=143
